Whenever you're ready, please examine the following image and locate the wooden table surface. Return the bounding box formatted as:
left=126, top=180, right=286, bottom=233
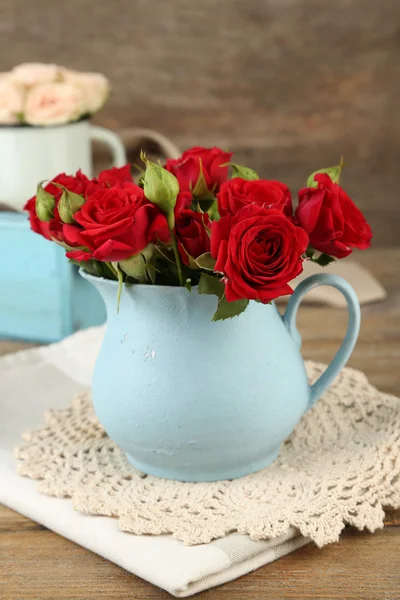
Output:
left=1, top=248, right=400, bottom=600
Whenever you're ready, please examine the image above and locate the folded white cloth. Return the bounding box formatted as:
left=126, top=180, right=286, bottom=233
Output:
left=0, top=326, right=309, bottom=597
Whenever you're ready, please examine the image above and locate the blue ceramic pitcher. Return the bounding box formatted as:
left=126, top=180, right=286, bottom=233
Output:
left=82, top=271, right=360, bottom=482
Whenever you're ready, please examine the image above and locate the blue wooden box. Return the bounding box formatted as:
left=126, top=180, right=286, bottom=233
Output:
left=0, top=212, right=106, bottom=342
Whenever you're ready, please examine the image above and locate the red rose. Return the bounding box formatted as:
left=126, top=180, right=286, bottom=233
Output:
left=65, top=182, right=170, bottom=263
left=295, top=174, right=372, bottom=258
left=47, top=170, right=92, bottom=198
left=218, top=178, right=292, bottom=218
left=97, top=165, right=133, bottom=187
left=174, top=191, right=193, bottom=214
left=211, top=205, right=308, bottom=303
left=24, top=170, right=92, bottom=242
left=175, top=209, right=211, bottom=264
left=165, top=146, right=232, bottom=193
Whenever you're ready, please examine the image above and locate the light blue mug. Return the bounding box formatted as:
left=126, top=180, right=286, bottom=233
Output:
left=82, top=271, right=360, bottom=482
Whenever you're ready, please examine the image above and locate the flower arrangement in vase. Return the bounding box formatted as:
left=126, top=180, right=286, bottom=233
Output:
left=0, top=63, right=125, bottom=210
left=24, top=147, right=371, bottom=481
left=0, top=62, right=110, bottom=126
left=26, top=147, right=371, bottom=319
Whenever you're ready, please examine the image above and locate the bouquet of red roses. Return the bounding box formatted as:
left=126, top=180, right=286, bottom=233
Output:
left=25, top=146, right=372, bottom=320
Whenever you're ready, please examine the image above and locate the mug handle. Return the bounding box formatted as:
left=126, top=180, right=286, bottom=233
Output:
left=283, top=273, right=361, bottom=409
left=90, top=125, right=127, bottom=167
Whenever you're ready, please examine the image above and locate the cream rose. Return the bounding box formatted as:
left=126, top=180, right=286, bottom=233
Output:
left=24, top=82, right=84, bottom=126
left=0, top=79, right=25, bottom=124
left=11, top=63, right=60, bottom=88
left=62, top=69, right=110, bottom=114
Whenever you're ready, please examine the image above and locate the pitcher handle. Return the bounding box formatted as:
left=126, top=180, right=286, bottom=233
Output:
left=283, top=273, right=361, bottom=409
left=90, top=125, right=127, bottom=167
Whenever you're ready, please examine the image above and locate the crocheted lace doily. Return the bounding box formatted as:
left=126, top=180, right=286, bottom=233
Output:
left=16, top=361, right=400, bottom=547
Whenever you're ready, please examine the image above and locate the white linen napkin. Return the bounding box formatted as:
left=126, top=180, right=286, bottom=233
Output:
left=0, top=326, right=309, bottom=597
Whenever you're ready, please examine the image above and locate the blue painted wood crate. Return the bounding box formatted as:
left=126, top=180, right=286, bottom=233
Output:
left=0, top=212, right=106, bottom=342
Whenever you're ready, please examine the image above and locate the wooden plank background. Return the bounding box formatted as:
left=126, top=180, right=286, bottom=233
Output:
left=0, top=0, right=399, bottom=245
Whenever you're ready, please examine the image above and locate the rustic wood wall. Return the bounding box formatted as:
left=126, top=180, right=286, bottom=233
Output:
left=0, top=0, right=399, bottom=245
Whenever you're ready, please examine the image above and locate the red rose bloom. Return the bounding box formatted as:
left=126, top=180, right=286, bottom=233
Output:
left=295, top=174, right=372, bottom=258
left=97, top=165, right=133, bottom=187
left=218, top=178, right=292, bottom=218
left=175, top=209, right=211, bottom=264
left=24, top=170, right=92, bottom=242
left=211, top=205, right=308, bottom=303
left=174, top=191, right=193, bottom=214
left=47, top=170, right=92, bottom=198
left=165, top=146, right=232, bottom=193
left=65, top=182, right=170, bottom=263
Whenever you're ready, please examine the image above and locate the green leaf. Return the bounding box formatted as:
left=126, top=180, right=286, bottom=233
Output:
left=206, top=200, right=220, bottom=221
left=307, top=156, right=344, bottom=188
left=119, top=253, right=146, bottom=280
left=305, top=246, right=315, bottom=259
left=166, top=261, right=180, bottom=284
left=177, top=241, right=200, bottom=270
left=195, top=252, right=216, bottom=271
left=212, top=295, right=249, bottom=321
left=311, top=253, right=336, bottom=267
left=154, top=244, right=176, bottom=265
left=69, top=259, right=99, bottom=277
left=197, top=197, right=216, bottom=211
left=145, top=263, right=158, bottom=284
left=73, top=260, right=116, bottom=279
left=188, top=253, right=201, bottom=270
left=192, top=159, right=210, bottom=198
left=198, top=273, right=250, bottom=320
left=35, top=182, right=55, bottom=222
left=198, top=272, right=225, bottom=298
left=119, top=244, right=155, bottom=283
left=230, top=163, right=259, bottom=181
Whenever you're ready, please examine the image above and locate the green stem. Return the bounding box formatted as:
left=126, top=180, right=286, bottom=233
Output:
left=111, top=262, right=124, bottom=313
left=170, top=232, right=185, bottom=287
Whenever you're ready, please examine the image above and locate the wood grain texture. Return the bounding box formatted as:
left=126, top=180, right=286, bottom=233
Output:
left=0, top=0, right=399, bottom=244
left=0, top=340, right=37, bottom=357
left=1, top=505, right=399, bottom=600
left=0, top=248, right=400, bottom=598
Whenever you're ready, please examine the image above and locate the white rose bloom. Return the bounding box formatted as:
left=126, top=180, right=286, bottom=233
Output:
left=62, top=69, right=110, bottom=114
left=11, top=63, right=59, bottom=87
left=0, top=79, right=25, bottom=124
left=24, top=82, right=84, bottom=126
